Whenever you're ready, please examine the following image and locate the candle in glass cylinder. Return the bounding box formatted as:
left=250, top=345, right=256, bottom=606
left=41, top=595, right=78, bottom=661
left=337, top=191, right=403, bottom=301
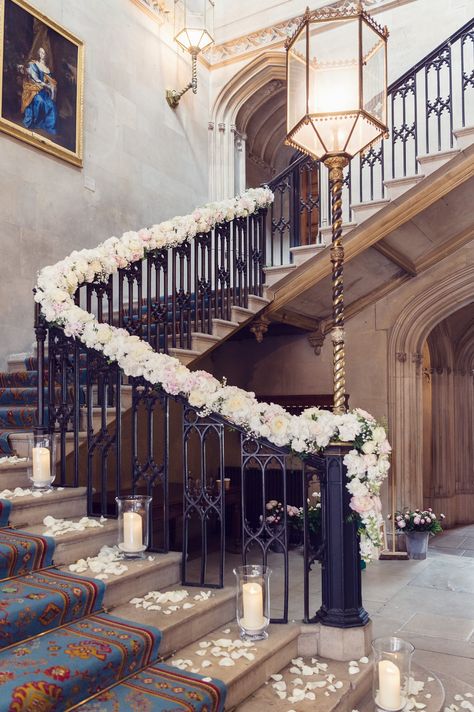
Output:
left=123, top=511, right=143, bottom=551
left=378, top=660, right=401, bottom=710
left=242, top=582, right=264, bottom=629
left=32, top=447, right=51, bottom=483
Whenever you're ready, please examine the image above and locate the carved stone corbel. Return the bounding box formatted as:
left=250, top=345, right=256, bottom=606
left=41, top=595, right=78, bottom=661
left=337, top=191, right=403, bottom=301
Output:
left=307, top=324, right=325, bottom=356
left=250, top=317, right=270, bottom=343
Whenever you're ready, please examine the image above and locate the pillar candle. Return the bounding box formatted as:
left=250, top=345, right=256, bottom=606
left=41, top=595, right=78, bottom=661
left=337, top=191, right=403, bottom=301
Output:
left=242, top=582, right=264, bottom=629
left=378, top=660, right=401, bottom=710
left=123, top=511, right=143, bottom=551
left=32, top=447, right=51, bottom=483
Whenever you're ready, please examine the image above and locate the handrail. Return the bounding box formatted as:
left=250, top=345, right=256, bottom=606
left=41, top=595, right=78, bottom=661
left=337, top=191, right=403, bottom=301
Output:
left=388, top=16, right=474, bottom=94
left=267, top=153, right=312, bottom=191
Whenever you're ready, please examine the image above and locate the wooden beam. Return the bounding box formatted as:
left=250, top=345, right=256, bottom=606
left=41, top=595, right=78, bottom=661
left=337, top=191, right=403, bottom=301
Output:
left=372, top=241, right=418, bottom=276
left=269, top=309, right=321, bottom=331
left=267, top=146, right=474, bottom=314
left=415, top=224, right=474, bottom=273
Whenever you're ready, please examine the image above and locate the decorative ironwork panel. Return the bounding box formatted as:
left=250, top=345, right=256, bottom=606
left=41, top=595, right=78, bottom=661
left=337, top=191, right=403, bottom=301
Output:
left=130, top=378, right=170, bottom=553
left=240, top=434, right=290, bottom=623
left=182, top=406, right=225, bottom=588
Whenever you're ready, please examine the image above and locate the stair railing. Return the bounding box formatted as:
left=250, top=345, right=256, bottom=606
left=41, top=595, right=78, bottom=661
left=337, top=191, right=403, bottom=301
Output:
left=266, top=17, right=474, bottom=266
left=33, top=190, right=379, bottom=629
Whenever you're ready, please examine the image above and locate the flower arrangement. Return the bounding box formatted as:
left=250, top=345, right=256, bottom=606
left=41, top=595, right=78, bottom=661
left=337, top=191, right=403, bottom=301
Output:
left=265, top=500, right=300, bottom=526
left=390, top=507, right=445, bottom=535
left=34, top=187, right=391, bottom=562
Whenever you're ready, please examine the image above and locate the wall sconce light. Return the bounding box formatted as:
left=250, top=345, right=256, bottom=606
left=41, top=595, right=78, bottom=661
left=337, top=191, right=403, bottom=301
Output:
left=166, top=0, right=214, bottom=109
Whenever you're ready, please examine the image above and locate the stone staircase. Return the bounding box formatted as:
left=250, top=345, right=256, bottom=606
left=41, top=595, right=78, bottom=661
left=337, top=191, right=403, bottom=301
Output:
left=0, top=458, right=467, bottom=710
left=264, top=125, right=474, bottom=293
left=0, top=291, right=270, bottom=457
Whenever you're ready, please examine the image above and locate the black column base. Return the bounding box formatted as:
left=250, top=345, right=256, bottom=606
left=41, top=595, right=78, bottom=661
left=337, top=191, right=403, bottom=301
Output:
left=315, top=603, right=370, bottom=628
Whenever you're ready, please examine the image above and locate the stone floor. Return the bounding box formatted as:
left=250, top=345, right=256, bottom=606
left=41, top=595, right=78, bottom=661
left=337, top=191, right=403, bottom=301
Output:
left=189, top=525, right=474, bottom=687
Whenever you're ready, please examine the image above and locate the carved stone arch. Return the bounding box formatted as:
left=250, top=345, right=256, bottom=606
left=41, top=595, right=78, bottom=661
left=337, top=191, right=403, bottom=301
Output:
left=209, top=51, right=286, bottom=199
left=387, top=265, right=474, bottom=511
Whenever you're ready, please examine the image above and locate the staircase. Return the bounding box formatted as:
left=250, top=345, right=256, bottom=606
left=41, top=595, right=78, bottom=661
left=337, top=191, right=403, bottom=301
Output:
left=0, top=465, right=470, bottom=711
left=0, top=16, right=472, bottom=712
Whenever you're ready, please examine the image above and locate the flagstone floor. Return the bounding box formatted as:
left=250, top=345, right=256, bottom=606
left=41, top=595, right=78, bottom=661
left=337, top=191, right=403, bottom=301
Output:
left=189, top=524, right=474, bottom=687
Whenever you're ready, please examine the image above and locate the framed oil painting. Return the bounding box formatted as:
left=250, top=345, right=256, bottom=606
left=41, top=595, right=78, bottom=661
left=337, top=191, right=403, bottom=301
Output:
left=0, top=0, right=84, bottom=166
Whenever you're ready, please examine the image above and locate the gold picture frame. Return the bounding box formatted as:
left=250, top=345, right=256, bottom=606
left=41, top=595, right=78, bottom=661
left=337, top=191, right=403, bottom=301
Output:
left=0, top=0, right=84, bottom=166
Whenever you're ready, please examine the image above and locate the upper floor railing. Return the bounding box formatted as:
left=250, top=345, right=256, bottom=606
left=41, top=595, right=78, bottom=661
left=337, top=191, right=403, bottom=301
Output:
left=266, top=18, right=474, bottom=266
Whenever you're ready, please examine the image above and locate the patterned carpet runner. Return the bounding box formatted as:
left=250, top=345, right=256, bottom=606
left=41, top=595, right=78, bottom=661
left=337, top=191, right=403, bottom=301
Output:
left=0, top=612, right=161, bottom=711
left=0, top=568, right=105, bottom=648
left=77, top=664, right=227, bottom=712
left=0, top=528, right=55, bottom=579
left=0, top=509, right=227, bottom=711
left=0, top=354, right=85, bottom=454
left=0, top=500, right=11, bottom=527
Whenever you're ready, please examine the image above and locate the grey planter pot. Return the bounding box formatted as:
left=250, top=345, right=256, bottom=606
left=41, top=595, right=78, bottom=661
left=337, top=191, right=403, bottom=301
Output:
left=405, top=531, right=430, bottom=559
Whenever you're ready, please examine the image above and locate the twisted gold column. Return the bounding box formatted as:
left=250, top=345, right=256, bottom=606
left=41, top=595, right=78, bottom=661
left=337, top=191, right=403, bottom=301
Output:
left=324, top=155, right=349, bottom=415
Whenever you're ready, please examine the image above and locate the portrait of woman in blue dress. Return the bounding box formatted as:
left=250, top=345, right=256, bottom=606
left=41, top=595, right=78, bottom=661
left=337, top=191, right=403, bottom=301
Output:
left=21, top=46, right=57, bottom=135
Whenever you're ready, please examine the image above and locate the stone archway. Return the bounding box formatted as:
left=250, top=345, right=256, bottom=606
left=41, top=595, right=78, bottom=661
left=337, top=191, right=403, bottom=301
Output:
left=209, top=51, right=286, bottom=199
left=388, top=266, right=474, bottom=522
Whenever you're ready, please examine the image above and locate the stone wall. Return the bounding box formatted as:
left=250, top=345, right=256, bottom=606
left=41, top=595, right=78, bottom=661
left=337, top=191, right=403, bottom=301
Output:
left=0, top=0, right=210, bottom=367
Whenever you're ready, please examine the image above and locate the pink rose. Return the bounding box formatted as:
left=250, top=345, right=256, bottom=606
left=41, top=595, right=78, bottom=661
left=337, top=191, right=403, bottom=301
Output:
left=349, top=495, right=374, bottom=514
left=414, top=516, right=421, bottom=525
left=397, top=519, right=406, bottom=528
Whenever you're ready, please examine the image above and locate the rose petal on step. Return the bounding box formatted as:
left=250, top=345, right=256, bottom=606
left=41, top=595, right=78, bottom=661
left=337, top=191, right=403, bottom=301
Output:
left=219, top=657, right=235, bottom=666
left=359, top=656, right=369, bottom=664
left=305, top=692, right=316, bottom=701
left=335, top=681, right=343, bottom=689
left=272, top=682, right=286, bottom=691
left=271, top=674, right=283, bottom=682
left=196, top=651, right=206, bottom=657
left=182, top=603, right=194, bottom=609
left=201, top=661, right=212, bottom=668
left=199, top=642, right=211, bottom=648
left=276, top=691, right=287, bottom=700
left=203, top=677, right=212, bottom=683
left=348, top=666, right=359, bottom=675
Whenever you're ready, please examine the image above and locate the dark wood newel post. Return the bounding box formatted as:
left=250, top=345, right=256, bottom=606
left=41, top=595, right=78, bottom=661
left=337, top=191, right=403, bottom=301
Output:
left=316, top=443, right=369, bottom=628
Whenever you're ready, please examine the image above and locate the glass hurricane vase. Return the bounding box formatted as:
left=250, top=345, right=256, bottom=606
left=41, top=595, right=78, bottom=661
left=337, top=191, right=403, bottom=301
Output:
left=115, top=495, right=152, bottom=558
left=372, top=637, right=414, bottom=712
left=233, top=564, right=271, bottom=642
left=27, top=432, right=57, bottom=491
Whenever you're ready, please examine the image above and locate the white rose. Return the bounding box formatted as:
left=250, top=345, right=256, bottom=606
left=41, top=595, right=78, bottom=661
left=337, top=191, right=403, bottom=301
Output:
left=362, top=440, right=376, bottom=454
left=372, top=426, right=386, bottom=444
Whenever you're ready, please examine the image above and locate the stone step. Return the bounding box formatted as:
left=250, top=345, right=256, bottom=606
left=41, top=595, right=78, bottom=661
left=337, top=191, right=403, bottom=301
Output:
left=8, top=430, right=88, bottom=459
left=191, top=332, right=221, bottom=353
left=319, top=222, right=357, bottom=243
left=264, top=264, right=297, bottom=289
left=212, top=318, right=240, bottom=339
left=417, top=148, right=460, bottom=176
left=27, top=517, right=119, bottom=566
left=112, top=586, right=235, bottom=657
left=238, top=654, right=372, bottom=712
left=168, top=347, right=202, bottom=366
left=290, top=243, right=327, bottom=266
left=453, top=124, right=474, bottom=151
left=231, top=305, right=258, bottom=324
left=6, top=486, right=88, bottom=528
left=59, top=551, right=182, bottom=611
left=350, top=198, right=391, bottom=224
left=247, top=294, right=271, bottom=312
left=383, top=174, right=425, bottom=201
left=167, top=621, right=300, bottom=710
left=0, top=459, right=31, bottom=489
left=7, top=353, right=31, bottom=373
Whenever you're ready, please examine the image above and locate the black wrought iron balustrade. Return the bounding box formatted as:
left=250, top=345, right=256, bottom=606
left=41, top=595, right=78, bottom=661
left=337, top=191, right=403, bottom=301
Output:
left=266, top=18, right=474, bottom=267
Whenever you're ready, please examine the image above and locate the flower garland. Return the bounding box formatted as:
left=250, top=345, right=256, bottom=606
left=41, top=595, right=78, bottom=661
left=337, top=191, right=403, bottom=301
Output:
left=34, top=187, right=390, bottom=562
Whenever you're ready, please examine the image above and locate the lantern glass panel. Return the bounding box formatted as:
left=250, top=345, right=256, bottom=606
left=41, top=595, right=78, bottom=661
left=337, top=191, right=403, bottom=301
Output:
left=307, top=19, right=359, bottom=117
left=362, top=19, right=386, bottom=126
left=287, top=25, right=307, bottom=135
left=345, top=113, right=381, bottom=155
left=174, top=0, right=214, bottom=52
